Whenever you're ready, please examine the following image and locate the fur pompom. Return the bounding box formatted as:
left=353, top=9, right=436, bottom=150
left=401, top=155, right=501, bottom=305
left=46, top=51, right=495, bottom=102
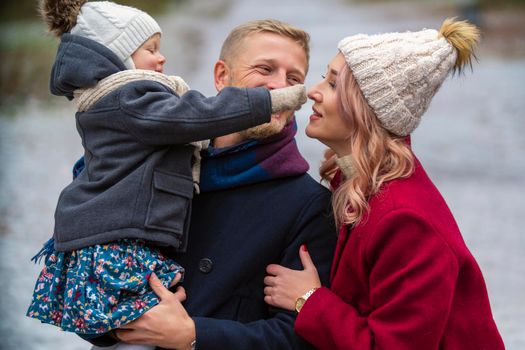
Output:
left=439, top=17, right=481, bottom=74
left=39, top=0, right=88, bottom=36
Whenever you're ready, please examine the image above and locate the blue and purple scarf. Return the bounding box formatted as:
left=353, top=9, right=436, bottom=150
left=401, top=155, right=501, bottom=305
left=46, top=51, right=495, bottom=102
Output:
left=199, top=119, right=309, bottom=192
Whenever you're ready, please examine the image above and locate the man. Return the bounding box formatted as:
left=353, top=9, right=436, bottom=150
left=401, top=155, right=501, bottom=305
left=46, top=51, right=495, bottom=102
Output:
left=97, top=19, right=336, bottom=350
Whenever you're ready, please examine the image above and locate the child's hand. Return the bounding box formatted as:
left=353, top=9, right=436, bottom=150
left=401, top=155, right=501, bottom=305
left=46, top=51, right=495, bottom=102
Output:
left=269, top=84, right=307, bottom=113
left=169, top=75, right=190, bottom=96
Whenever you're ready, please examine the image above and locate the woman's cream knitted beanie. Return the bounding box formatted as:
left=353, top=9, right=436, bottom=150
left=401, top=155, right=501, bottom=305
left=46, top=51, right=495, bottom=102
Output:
left=337, top=18, right=480, bottom=136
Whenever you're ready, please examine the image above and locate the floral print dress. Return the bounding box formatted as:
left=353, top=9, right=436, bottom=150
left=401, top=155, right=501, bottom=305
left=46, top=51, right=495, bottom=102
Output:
left=26, top=239, right=182, bottom=335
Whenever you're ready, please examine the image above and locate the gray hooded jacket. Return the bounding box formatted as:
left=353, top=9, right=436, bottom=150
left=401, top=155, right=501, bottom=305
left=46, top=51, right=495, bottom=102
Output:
left=51, top=34, right=271, bottom=252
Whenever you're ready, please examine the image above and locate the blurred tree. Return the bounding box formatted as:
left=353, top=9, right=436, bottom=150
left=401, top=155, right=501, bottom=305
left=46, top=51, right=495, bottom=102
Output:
left=479, top=0, right=525, bottom=7
left=0, top=0, right=39, bottom=22
left=0, top=0, right=180, bottom=22
left=457, top=0, right=482, bottom=26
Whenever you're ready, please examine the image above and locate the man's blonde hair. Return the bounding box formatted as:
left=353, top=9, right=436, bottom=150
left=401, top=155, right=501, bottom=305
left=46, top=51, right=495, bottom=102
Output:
left=219, top=19, right=310, bottom=72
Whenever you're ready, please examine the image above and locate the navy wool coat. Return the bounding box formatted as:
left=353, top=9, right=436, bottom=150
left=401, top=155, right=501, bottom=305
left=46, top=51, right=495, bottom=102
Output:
left=171, top=174, right=337, bottom=349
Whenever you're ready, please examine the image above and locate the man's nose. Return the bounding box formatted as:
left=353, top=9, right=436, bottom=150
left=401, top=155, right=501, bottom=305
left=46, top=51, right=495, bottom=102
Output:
left=266, top=71, right=288, bottom=90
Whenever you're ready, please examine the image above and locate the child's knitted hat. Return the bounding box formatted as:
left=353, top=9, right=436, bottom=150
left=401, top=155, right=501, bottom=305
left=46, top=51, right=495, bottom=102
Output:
left=337, top=18, right=480, bottom=136
left=39, top=0, right=162, bottom=69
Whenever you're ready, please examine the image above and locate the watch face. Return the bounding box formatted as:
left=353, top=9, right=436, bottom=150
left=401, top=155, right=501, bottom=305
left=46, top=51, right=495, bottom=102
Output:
left=295, top=297, right=306, bottom=313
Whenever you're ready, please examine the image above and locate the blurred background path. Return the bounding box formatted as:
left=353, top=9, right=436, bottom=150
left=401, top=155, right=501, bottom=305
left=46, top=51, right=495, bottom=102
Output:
left=1, top=0, right=524, bottom=348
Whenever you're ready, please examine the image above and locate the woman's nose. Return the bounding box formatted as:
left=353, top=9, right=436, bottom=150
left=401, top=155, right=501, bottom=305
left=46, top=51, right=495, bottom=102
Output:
left=307, top=84, right=322, bottom=102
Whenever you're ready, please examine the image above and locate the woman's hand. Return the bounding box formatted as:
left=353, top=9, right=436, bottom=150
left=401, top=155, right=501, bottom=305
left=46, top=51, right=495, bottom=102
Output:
left=114, top=273, right=196, bottom=350
left=264, top=245, right=321, bottom=311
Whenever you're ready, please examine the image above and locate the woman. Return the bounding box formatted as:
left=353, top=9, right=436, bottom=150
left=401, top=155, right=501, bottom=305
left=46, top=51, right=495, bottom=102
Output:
left=263, top=19, right=505, bottom=349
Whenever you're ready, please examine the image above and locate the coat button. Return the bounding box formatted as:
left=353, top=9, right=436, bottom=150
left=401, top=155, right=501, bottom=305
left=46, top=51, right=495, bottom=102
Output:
left=198, top=258, right=213, bottom=274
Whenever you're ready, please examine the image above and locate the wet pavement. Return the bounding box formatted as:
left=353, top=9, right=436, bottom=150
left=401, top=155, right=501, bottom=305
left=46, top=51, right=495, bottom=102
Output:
left=1, top=0, right=524, bottom=348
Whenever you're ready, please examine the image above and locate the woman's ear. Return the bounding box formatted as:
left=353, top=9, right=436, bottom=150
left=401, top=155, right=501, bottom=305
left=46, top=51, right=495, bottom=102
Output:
left=214, top=60, right=230, bottom=92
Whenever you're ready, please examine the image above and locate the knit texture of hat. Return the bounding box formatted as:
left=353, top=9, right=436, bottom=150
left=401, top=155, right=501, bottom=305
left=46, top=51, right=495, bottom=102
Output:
left=338, top=19, right=479, bottom=136
left=71, top=1, right=161, bottom=69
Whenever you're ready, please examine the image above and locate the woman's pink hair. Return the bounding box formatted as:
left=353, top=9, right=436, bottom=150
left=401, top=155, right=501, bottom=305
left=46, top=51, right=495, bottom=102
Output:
left=320, top=64, right=415, bottom=227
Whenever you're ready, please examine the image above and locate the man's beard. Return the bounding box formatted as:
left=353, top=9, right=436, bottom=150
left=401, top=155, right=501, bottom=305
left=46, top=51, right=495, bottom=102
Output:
left=226, top=71, right=295, bottom=140
left=240, top=111, right=294, bottom=140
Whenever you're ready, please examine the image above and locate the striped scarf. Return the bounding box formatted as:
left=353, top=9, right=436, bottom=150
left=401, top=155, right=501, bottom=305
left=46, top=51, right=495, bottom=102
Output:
left=199, top=119, right=309, bottom=192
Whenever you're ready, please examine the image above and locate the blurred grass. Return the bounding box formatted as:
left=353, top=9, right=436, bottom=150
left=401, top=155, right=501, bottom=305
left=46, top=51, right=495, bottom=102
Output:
left=349, top=0, right=525, bottom=8
left=0, top=22, right=57, bottom=108
left=344, top=0, right=525, bottom=58
left=0, top=0, right=179, bottom=22
left=0, top=0, right=185, bottom=111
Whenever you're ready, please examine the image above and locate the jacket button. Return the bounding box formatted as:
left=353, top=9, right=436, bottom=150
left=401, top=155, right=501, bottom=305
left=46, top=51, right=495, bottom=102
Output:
left=198, top=258, right=213, bottom=274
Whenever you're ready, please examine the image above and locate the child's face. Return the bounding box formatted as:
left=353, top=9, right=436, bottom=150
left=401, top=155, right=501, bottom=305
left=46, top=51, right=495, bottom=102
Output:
left=131, top=33, right=166, bottom=73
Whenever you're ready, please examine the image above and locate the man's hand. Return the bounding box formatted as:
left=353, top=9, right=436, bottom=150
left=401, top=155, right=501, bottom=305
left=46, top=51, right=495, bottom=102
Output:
left=115, top=273, right=196, bottom=350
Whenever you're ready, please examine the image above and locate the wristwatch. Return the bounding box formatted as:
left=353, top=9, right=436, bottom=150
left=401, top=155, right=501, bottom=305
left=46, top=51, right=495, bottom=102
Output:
left=295, top=287, right=318, bottom=313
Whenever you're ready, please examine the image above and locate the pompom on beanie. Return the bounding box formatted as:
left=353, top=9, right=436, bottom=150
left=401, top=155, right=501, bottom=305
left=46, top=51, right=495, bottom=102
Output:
left=337, top=18, right=480, bottom=136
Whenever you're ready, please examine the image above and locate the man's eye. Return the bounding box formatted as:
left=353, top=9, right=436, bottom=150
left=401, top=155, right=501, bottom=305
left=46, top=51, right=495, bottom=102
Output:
left=257, top=66, right=272, bottom=73
left=288, top=76, right=301, bottom=85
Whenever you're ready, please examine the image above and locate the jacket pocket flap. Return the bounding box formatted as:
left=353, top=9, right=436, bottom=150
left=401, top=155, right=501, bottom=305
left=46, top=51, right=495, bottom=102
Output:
left=153, top=171, right=194, bottom=198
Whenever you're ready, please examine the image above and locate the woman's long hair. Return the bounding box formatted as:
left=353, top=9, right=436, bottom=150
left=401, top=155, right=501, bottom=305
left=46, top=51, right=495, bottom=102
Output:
left=320, top=65, right=415, bottom=228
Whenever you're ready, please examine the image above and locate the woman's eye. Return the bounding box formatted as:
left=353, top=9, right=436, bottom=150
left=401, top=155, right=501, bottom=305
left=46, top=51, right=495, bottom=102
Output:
left=321, top=74, right=336, bottom=88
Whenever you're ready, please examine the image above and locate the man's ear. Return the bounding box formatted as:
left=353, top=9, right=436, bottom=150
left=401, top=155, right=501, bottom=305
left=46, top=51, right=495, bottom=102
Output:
left=214, top=60, right=230, bottom=92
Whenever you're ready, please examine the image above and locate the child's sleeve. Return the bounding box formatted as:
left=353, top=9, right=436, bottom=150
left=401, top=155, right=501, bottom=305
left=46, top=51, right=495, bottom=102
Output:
left=118, top=80, right=272, bottom=145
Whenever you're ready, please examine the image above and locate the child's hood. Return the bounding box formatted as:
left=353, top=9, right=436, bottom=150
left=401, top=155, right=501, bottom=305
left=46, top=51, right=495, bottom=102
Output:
left=50, top=33, right=127, bottom=100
